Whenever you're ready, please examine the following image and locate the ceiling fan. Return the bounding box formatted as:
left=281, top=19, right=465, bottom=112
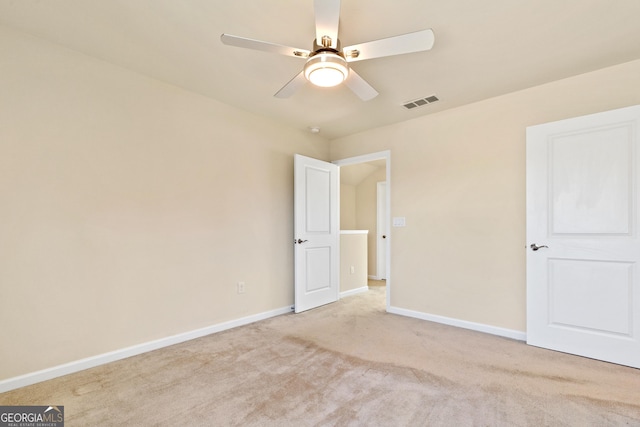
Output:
left=221, top=0, right=434, bottom=101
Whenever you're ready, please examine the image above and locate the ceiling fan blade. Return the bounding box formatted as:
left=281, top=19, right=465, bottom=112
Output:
left=274, top=71, right=307, bottom=98
left=344, top=69, right=378, bottom=101
left=314, top=0, right=341, bottom=49
left=343, top=29, right=435, bottom=62
left=221, top=34, right=310, bottom=58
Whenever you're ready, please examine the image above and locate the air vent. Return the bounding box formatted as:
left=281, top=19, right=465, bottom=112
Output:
left=402, top=95, right=439, bottom=110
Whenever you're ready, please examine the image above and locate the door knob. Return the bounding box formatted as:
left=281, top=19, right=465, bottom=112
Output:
left=295, top=239, right=308, bottom=244
left=382, top=235, right=386, bottom=239
left=530, top=243, right=549, bottom=251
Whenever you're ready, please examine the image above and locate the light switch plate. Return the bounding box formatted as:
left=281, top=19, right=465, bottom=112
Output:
left=392, top=217, right=406, bottom=227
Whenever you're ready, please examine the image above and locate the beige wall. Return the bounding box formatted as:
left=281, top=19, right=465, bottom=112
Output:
left=0, top=25, right=329, bottom=380
left=339, top=232, right=368, bottom=292
left=340, top=184, right=357, bottom=229
left=330, top=59, right=640, bottom=332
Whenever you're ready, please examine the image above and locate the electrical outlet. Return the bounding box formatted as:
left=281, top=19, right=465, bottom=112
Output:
left=237, top=282, right=245, bottom=294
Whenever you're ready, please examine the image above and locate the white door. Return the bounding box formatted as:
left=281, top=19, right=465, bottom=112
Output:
left=376, top=181, right=387, bottom=280
left=526, top=104, right=640, bottom=369
left=294, top=154, right=340, bottom=313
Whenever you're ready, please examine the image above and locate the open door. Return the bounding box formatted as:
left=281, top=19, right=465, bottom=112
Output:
left=294, top=154, right=340, bottom=313
left=526, top=105, right=640, bottom=368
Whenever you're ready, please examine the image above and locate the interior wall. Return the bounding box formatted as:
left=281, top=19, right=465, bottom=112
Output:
left=329, top=59, right=640, bottom=332
left=340, top=184, right=357, bottom=229
left=0, top=25, right=329, bottom=380
left=339, top=232, right=368, bottom=292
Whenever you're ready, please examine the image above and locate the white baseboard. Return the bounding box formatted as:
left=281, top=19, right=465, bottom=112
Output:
left=340, top=286, right=369, bottom=298
left=388, top=306, right=526, bottom=341
left=368, top=275, right=381, bottom=280
left=0, top=305, right=293, bottom=394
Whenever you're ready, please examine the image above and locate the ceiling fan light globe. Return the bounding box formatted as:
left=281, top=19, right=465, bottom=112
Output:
left=307, top=68, right=346, bottom=87
left=304, top=53, right=349, bottom=87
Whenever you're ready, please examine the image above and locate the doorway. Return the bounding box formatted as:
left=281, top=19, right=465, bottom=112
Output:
left=333, top=151, right=391, bottom=311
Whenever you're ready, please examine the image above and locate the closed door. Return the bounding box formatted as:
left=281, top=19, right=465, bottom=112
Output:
left=526, top=104, right=640, bottom=368
left=294, top=154, right=340, bottom=313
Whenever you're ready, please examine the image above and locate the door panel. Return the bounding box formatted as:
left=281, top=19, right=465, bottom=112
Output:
left=305, top=166, right=332, bottom=232
left=526, top=104, right=640, bottom=369
left=305, top=247, right=332, bottom=292
left=550, top=125, right=632, bottom=235
left=294, top=154, right=339, bottom=313
left=549, top=259, right=632, bottom=335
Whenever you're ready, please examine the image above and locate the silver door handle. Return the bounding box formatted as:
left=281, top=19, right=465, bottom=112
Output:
left=530, top=243, right=549, bottom=251
left=295, top=239, right=308, bottom=244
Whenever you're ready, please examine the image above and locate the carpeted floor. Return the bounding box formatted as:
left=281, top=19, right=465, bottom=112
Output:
left=1, top=286, right=639, bottom=426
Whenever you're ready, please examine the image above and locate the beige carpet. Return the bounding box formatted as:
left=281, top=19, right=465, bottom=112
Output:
left=2, top=287, right=639, bottom=426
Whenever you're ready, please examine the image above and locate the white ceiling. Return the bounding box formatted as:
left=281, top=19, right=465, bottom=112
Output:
left=2, top=0, right=640, bottom=140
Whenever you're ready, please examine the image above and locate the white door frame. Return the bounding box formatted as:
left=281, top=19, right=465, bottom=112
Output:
left=333, top=150, right=391, bottom=311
